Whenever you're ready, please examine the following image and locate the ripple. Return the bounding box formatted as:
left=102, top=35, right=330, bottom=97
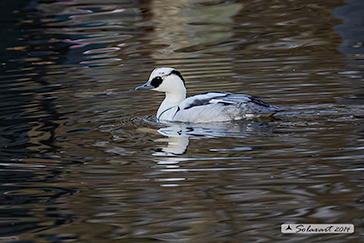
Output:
left=1, top=0, right=363, bottom=242
left=255, top=39, right=327, bottom=50
left=83, top=47, right=121, bottom=54
left=80, top=58, right=122, bottom=65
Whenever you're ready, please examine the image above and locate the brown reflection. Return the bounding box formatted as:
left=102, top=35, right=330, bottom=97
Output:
left=148, top=0, right=242, bottom=78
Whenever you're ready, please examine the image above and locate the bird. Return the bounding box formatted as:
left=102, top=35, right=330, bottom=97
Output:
left=135, top=67, right=287, bottom=123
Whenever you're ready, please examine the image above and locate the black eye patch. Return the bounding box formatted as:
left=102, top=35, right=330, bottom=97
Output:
left=151, top=76, right=163, bottom=88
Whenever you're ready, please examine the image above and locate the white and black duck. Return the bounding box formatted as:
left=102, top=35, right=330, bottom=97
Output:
left=136, top=67, right=287, bottom=123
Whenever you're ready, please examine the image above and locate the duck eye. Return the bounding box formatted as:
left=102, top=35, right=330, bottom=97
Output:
left=151, top=76, right=163, bottom=88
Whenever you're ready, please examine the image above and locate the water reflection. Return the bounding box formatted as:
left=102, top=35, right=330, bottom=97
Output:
left=154, top=120, right=272, bottom=156
left=150, top=0, right=242, bottom=56
left=2, top=0, right=364, bottom=242
left=333, top=0, right=364, bottom=106
left=149, top=0, right=242, bottom=78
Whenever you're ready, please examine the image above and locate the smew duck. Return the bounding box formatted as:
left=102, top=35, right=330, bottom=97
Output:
left=136, top=67, right=286, bottom=123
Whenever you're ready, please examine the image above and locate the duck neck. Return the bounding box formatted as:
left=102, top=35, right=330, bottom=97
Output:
left=157, top=87, right=186, bottom=119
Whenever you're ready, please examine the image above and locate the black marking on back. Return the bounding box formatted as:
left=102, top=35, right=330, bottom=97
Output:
left=184, top=93, right=231, bottom=110
left=151, top=76, right=163, bottom=88
left=170, top=70, right=185, bottom=84
left=184, top=99, right=210, bottom=110
left=251, top=98, right=271, bottom=107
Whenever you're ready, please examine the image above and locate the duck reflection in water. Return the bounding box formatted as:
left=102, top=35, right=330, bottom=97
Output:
left=152, top=120, right=274, bottom=156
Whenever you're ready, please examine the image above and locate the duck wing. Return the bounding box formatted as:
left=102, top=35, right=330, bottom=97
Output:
left=179, top=92, right=271, bottom=110
left=172, top=92, right=283, bottom=122
left=179, top=92, right=229, bottom=110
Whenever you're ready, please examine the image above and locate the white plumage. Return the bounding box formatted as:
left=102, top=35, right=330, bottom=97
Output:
left=136, top=67, right=286, bottom=123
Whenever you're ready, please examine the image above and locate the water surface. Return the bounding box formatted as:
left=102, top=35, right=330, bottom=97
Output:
left=1, top=0, right=364, bottom=242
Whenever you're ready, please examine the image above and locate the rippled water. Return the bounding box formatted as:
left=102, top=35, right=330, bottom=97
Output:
left=1, top=0, right=364, bottom=242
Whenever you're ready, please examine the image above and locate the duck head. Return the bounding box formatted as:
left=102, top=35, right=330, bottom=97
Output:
left=135, top=67, right=186, bottom=94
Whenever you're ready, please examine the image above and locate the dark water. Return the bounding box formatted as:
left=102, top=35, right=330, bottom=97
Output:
left=1, top=0, right=364, bottom=242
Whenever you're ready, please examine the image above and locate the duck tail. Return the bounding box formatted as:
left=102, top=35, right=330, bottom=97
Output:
left=276, top=106, right=291, bottom=112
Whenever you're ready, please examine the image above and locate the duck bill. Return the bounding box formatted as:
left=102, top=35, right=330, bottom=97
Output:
left=135, top=81, right=154, bottom=90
